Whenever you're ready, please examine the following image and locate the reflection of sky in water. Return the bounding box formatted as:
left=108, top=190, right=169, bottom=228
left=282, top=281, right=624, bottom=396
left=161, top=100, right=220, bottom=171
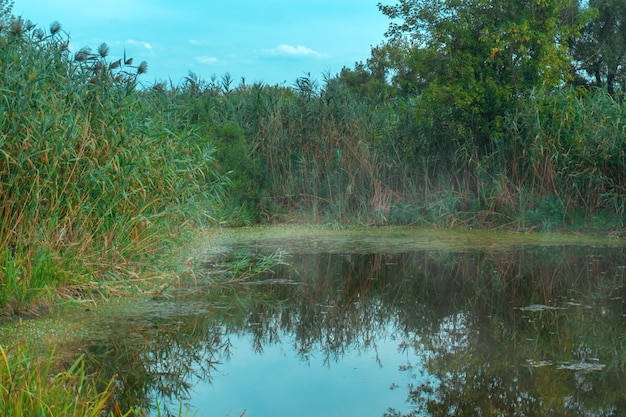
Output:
left=178, top=330, right=425, bottom=417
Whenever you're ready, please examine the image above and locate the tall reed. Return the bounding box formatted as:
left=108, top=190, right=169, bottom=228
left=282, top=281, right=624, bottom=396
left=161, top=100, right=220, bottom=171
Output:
left=0, top=16, right=226, bottom=313
left=506, top=88, right=626, bottom=227
left=0, top=344, right=118, bottom=416
left=166, top=69, right=626, bottom=230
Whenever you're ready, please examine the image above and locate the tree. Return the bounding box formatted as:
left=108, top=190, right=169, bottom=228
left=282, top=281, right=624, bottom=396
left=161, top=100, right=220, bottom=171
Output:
left=571, top=0, right=626, bottom=95
left=373, top=0, right=586, bottom=154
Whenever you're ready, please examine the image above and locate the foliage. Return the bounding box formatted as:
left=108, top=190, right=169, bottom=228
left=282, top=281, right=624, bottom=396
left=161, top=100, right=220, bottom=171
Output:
left=375, top=0, right=588, bottom=154
left=510, top=88, right=626, bottom=220
left=571, top=0, right=626, bottom=94
left=163, top=66, right=626, bottom=230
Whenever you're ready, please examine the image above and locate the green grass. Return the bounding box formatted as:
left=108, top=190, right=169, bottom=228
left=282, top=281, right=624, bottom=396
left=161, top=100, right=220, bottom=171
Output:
left=171, top=71, right=626, bottom=231
left=0, top=342, right=199, bottom=416
left=0, top=344, right=120, bottom=416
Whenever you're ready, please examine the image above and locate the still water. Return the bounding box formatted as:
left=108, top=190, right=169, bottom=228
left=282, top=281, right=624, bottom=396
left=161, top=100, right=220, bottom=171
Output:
left=3, top=226, right=626, bottom=416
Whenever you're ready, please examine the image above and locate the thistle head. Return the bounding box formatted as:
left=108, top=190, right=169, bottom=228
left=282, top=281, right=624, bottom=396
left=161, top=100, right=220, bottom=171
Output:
left=137, top=61, right=148, bottom=75
left=97, top=42, right=109, bottom=58
left=75, top=47, right=91, bottom=62
left=49, top=21, right=61, bottom=35
left=9, top=17, right=24, bottom=37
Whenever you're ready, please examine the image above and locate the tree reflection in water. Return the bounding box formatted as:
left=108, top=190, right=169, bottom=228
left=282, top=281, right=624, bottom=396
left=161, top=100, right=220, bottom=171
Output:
left=76, top=241, right=626, bottom=416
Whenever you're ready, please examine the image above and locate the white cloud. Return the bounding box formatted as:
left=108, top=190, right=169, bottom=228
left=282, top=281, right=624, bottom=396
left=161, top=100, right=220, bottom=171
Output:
left=196, top=56, right=223, bottom=65
left=258, top=44, right=328, bottom=59
left=126, top=39, right=152, bottom=50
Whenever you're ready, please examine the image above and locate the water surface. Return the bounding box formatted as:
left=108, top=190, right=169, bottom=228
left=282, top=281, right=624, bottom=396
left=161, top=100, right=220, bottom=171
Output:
left=2, top=227, right=625, bottom=416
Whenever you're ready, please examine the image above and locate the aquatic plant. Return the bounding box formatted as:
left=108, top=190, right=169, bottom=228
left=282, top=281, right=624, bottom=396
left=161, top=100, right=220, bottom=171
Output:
left=205, top=249, right=292, bottom=284
left=0, top=342, right=202, bottom=416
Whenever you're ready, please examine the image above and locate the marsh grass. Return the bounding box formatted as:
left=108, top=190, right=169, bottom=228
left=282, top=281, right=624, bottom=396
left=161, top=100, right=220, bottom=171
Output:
left=2, top=7, right=624, bottom=318
left=0, top=343, right=120, bottom=416
left=205, top=250, right=292, bottom=284
left=0, top=14, right=226, bottom=314
left=172, top=70, right=626, bottom=231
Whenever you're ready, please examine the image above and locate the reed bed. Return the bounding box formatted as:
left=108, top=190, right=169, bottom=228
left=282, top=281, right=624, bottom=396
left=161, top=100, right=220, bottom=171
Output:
left=171, top=73, right=626, bottom=231
left=0, top=16, right=226, bottom=315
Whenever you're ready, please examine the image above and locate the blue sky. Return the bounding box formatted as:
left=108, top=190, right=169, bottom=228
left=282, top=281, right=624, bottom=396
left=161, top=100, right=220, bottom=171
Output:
left=13, top=0, right=391, bottom=87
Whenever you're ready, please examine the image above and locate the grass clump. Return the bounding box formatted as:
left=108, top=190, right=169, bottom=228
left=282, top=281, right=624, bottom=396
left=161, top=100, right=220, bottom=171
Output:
left=0, top=342, right=196, bottom=416
left=0, top=344, right=121, bottom=416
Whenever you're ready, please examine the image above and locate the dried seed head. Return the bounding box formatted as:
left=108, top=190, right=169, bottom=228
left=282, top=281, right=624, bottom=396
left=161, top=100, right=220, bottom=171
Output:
left=34, top=28, right=44, bottom=40
left=152, top=82, right=166, bottom=92
left=137, top=61, right=148, bottom=75
left=75, top=47, right=91, bottom=62
left=125, top=57, right=133, bottom=66
left=109, top=59, right=122, bottom=70
left=49, top=21, right=61, bottom=35
left=97, top=42, right=109, bottom=58
left=10, top=17, right=24, bottom=37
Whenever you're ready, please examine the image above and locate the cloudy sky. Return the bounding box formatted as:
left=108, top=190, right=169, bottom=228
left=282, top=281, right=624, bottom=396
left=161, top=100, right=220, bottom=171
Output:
left=13, top=0, right=391, bottom=87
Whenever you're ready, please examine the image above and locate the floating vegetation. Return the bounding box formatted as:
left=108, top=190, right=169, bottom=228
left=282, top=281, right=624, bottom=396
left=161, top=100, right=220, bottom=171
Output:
left=556, top=362, right=606, bottom=372
left=526, top=359, right=553, bottom=368
left=517, top=304, right=564, bottom=312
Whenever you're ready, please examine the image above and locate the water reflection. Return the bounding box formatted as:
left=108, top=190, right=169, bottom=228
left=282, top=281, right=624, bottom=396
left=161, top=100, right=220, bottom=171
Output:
left=52, top=235, right=626, bottom=415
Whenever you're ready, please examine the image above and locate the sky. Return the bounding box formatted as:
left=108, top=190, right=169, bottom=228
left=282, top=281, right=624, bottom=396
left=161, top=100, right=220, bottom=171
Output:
left=12, top=0, right=392, bottom=87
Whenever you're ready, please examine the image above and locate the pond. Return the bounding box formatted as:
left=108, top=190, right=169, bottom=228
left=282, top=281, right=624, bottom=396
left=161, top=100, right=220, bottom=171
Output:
left=2, top=226, right=626, bottom=416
